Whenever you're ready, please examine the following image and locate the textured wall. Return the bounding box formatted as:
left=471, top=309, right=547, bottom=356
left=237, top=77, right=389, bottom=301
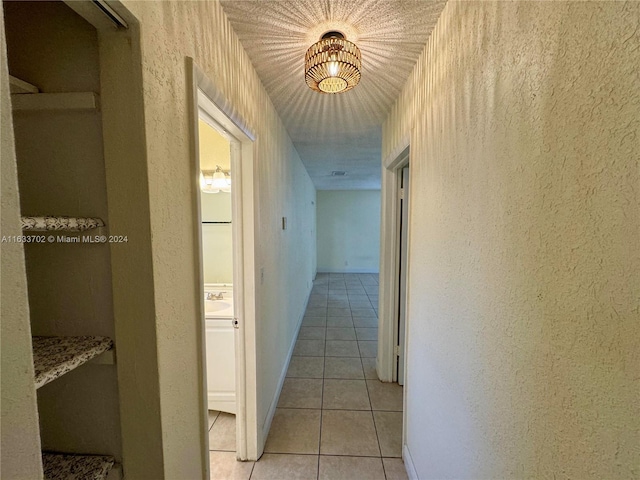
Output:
left=383, top=1, right=639, bottom=478
left=317, top=190, right=381, bottom=273
left=0, top=8, right=43, bottom=479
left=118, top=1, right=316, bottom=476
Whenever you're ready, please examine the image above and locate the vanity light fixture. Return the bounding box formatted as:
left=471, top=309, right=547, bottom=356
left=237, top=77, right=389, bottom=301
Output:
left=305, top=31, right=361, bottom=94
left=200, top=166, right=231, bottom=194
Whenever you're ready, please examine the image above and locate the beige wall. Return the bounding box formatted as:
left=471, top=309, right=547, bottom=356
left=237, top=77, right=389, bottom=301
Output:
left=118, top=1, right=316, bottom=476
left=98, top=21, right=165, bottom=478
left=0, top=9, right=43, bottom=478
left=317, top=190, right=380, bottom=273
left=383, top=1, right=640, bottom=478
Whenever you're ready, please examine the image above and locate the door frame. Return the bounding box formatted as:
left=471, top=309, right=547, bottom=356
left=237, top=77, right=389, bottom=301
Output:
left=188, top=59, right=259, bottom=463
left=397, top=165, right=410, bottom=386
left=377, top=143, right=410, bottom=383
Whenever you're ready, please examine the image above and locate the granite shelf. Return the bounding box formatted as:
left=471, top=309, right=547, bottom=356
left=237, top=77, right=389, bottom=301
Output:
left=33, top=336, right=114, bottom=389
left=21, top=216, right=105, bottom=232
left=42, top=452, right=115, bottom=480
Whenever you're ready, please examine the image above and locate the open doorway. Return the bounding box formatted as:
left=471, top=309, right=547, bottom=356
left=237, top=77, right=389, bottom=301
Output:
left=198, top=118, right=237, bottom=450
left=378, top=146, right=410, bottom=385
left=189, top=61, right=260, bottom=464
left=378, top=144, right=412, bottom=477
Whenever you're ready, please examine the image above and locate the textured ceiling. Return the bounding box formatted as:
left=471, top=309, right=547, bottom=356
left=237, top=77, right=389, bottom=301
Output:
left=220, top=0, right=446, bottom=189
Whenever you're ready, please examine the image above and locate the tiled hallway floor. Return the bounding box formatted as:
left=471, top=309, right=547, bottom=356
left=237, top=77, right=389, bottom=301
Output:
left=209, top=273, right=407, bottom=480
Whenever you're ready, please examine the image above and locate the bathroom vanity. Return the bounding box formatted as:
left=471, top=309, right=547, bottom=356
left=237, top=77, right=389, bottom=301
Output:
left=204, top=285, right=236, bottom=414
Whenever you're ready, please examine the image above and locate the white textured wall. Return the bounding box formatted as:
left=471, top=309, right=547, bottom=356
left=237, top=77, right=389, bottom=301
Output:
left=117, top=1, right=316, bottom=476
left=317, top=190, right=380, bottom=273
left=383, top=1, right=639, bottom=478
left=0, top=8, right=43, bottom=478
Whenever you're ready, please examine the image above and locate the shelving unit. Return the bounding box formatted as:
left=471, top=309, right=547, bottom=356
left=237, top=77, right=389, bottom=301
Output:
left=10, top=74, right=99, bottom=112
left=42, top=452, right=115, bottom=480
left=33, top=336, right=114, bottom=389
left=5, top=2, right=123, bottom=477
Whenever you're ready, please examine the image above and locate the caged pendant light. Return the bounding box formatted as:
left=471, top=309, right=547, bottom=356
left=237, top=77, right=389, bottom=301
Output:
left=305, top=31, right=361, bottom=94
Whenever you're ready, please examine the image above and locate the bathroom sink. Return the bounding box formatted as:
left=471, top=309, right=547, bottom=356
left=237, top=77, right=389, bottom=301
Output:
left=205, top=300, right=232, bottom=314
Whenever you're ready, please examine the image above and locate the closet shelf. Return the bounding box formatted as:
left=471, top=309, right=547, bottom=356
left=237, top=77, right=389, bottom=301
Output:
left=22, top=216, right=105, bottom=232
left=42, top=452, right=114, bottom=480
left=33, top=336, right=114, bottom=389
left=11, top=92, right=99, bottom=111
left=9, top=75, right=39, bottom=94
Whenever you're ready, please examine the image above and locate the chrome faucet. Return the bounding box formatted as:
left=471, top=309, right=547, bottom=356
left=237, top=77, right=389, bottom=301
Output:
left=206, top=291, right=226, bottom=301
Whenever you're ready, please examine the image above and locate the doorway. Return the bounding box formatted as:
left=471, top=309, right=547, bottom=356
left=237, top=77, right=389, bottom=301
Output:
left=378, top=145, right=410, bottom=384
left=189, top=61, right=260, bottom=463
left=395, top=166, right=410, bottom=386
left=198, top=118, right=239, bottom=461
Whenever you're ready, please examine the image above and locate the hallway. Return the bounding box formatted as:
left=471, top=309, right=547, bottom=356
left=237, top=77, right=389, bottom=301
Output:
left=208, top=273, right=406, bottom=479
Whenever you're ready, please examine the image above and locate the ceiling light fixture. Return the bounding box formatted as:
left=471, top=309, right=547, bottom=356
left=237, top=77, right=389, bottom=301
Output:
left=305, top=31, right=361, bottom=94
left=200, top=166, right=231, bottom=194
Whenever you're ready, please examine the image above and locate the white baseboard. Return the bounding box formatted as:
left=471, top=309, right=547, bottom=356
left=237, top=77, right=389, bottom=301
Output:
left=316, top=268, right=379, bottom=274
left=403, top=444, right=418, bottom=480
left=260, top=284, right=311, bottom=444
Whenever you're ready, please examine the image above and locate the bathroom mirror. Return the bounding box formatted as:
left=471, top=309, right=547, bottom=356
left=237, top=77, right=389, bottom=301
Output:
left=199, top=119, right=233, bottom=285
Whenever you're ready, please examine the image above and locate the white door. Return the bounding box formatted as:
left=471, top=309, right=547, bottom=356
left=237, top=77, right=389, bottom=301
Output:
left=397, top=166, right=409, bottom=386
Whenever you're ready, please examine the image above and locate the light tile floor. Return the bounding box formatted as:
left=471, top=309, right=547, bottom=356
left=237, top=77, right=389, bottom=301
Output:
left=209, top=273, right=408, bottom=480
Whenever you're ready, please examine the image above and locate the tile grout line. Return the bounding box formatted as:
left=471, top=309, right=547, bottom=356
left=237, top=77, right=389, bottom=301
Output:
left=247, top=455, right=256, bottom=480
left=316, top=289, right=328, bottom=480
left=358, top=274, right=386, bottom=468
left=357, top=276, right=388, bottom=478
left=246, top=275, right=388, bottom=480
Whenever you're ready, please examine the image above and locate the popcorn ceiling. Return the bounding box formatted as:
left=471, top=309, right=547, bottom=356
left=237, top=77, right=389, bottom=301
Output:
left=220, top=0, right=446, bottom=189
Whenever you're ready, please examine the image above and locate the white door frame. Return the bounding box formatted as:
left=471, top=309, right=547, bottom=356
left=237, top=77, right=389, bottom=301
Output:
left=188, top=59, right=259, bottom=464
left=397, top=166, right=410, bottom=386
left=377, top=143, right=410, bottom=382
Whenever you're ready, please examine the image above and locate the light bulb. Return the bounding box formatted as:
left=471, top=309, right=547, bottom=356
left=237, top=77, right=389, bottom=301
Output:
left=212, top=171, right=227, bottom=188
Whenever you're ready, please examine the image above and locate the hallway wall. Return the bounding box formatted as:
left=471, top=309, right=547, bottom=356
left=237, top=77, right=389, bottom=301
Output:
left=317, top=190, right=381, bottom=274
left=0, top=11, right=43, bottom=478
left=382, top=1, right=639, bottom=478
left=106, top=1, right=316, bottom=476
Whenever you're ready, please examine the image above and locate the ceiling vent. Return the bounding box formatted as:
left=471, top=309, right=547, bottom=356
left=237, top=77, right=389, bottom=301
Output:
left=331, top=171, right=347, bottom=176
